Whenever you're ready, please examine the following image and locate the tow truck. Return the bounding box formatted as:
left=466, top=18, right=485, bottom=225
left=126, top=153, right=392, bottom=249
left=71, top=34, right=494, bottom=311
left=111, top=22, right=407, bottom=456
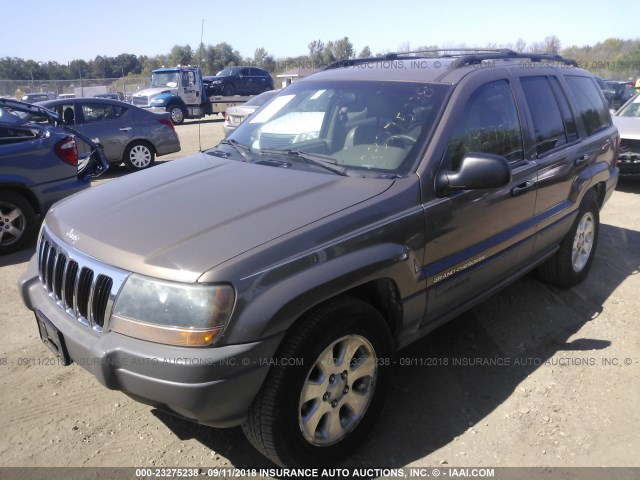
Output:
left=131, top=66, right=252, bottom=125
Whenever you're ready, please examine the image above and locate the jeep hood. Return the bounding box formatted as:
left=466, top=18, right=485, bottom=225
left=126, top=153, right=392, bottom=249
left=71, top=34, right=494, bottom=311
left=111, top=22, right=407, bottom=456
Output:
left=44, top=153, right=393, bottom=282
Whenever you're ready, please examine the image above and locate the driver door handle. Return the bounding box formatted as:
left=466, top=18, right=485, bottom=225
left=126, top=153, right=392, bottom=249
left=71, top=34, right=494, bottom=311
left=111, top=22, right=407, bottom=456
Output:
left=119, top=127, right=132, bottom=132
left=511, top=181, right=535, bottom=197
left=575, top=154, right=590, bottom=166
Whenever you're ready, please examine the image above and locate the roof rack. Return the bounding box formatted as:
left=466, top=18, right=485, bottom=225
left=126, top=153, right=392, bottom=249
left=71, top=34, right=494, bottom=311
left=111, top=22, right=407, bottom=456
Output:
left=323, top=48, right=578, bottom=70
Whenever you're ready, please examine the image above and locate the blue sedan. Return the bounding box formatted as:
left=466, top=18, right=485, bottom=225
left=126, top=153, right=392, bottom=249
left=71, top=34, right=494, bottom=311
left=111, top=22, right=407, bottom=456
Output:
left=0, top=99, right=108, bottom=254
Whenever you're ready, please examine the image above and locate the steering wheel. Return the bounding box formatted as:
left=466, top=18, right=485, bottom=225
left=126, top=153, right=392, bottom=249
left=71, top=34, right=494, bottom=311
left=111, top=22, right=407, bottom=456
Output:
left=385, top=134, right=417, bottom=148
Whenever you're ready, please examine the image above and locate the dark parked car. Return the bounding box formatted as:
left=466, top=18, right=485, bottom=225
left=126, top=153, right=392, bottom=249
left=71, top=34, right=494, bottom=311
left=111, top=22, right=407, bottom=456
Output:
left=612, top=92, right=640, bottom=175
left=595, top=77, right=615, bottom=107
left=223, top=90, right=278, bottom=136
left=19, top=50, right=618, bottom=467
left=94, top=92, right=125, bottom=101
left=20, top=93, right=51, bottom=103
left=203, top=66, right=274, bottom=96
left=606, top=80, right=636, bottom=109
left=32, top=97, right=180, bottom=171
left=0, top=99, right=107, bottom=254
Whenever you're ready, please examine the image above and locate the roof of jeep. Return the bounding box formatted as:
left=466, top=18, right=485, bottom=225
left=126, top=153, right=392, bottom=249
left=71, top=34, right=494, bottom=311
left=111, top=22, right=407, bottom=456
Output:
left=303, top=49, right=583, bottom=85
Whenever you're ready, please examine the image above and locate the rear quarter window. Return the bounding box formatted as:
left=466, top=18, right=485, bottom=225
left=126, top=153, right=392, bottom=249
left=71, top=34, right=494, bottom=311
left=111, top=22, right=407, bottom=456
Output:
left=564, top=76, right=611, bottom=136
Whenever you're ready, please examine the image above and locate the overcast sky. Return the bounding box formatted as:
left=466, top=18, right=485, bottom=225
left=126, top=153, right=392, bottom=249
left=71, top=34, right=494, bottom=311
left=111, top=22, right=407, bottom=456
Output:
left=1, top=0, right=639, bottom=64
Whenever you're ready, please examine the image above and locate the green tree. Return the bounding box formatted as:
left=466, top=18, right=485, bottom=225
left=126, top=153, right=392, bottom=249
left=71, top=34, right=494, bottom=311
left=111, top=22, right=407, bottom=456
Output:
left=332, top=37, right=354, bottom=60
left=92, top=55, right=115, bottom=78
left=358, top=46, right=372, bottom=58
left=308, top=40, right=325, bottom=66
left=253, top=48, right=276, bottom=72
left=168, top=44, right=193, bottom=67
left=204, top=42, right=242, bottom=74
left=113, top=53, right=141, bottom=76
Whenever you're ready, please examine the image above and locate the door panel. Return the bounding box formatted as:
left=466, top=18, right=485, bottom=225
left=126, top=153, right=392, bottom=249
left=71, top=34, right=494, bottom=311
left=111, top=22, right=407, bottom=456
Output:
left=77, top=102, right=132, bottom=163
left=423, top=161, right=537, bottom=322
left=422, top=79, right=537, bottom=323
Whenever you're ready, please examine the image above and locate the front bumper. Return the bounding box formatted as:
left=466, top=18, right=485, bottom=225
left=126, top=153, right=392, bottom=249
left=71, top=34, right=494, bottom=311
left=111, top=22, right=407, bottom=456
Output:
left=19, top=256, right=282, bottom=427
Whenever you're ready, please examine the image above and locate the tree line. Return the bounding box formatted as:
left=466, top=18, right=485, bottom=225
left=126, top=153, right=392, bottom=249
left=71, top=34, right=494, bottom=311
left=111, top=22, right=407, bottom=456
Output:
left=1, top=36, right=639, bottom=82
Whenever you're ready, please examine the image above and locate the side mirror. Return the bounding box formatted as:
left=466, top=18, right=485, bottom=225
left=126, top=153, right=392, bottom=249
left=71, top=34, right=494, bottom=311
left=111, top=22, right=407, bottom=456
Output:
left=436, top=153, right=511, bottom=194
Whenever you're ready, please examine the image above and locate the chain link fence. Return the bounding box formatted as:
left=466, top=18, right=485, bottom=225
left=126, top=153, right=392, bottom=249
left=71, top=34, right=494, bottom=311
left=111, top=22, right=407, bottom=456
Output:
left=0, top=76, right=151, bottom=101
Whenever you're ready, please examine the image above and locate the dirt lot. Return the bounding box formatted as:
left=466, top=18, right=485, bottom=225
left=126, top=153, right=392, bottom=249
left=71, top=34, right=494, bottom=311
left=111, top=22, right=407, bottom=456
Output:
left=1, top=117, right=639, bottom=472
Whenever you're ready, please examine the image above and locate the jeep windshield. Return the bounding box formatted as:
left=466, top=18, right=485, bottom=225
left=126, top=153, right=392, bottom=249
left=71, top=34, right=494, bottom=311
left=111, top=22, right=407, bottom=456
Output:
left=220, top=80, right=451, bottom=177
left=151, top=71, right=180, bottom=88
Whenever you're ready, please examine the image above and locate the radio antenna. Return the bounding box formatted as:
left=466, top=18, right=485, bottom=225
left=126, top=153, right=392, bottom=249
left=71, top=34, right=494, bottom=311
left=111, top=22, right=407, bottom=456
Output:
left=198, top=18, right=204, bottom=152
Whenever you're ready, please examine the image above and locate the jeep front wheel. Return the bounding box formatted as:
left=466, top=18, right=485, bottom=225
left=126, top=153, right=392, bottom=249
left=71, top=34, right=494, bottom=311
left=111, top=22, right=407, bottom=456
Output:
left=242, top=297, right=392, bottom=467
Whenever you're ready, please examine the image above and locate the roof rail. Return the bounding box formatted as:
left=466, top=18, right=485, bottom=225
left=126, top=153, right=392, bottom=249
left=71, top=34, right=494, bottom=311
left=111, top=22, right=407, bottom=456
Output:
left=323, top=49, right=578, bottom=70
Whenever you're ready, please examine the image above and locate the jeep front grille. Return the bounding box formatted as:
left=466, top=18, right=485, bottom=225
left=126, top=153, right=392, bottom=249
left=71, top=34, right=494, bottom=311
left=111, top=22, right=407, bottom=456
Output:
left=37, top=228, right=128, bottom=332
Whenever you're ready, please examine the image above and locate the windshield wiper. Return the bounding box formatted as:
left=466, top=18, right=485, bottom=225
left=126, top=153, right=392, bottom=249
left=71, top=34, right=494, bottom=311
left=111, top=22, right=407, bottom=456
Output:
left=259, top=149, right=348, bottom=176
left=219, top=139, right=252, bottom=161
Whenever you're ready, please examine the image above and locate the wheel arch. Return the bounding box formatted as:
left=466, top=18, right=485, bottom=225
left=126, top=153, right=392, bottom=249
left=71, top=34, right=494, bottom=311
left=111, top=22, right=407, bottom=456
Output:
left=592, top=180, right=607, bottom=209
left=223, top=242, right=416, bottom=348
left=124, top=138, right=156, bottom=157
left=0, top=183, right=41, bottom=216
left=166, top=97, right=187, bottom=111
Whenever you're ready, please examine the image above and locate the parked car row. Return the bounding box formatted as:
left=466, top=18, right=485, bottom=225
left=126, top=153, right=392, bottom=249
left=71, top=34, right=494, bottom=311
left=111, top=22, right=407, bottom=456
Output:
left=18, top=92, right=128, bottom=103
left=612, top=92, right=640, bottom=176
left=606, top=80, right=637, bottom=110
left=1, top=96, right=181, bottom=255
left=32, top=97, right=181, bottom=171
left=0, top=99, right=108, bottom=254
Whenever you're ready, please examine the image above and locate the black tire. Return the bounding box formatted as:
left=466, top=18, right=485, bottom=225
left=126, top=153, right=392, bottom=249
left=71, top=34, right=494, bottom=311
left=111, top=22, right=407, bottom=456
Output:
left=538, top=189, right=600, bottom=287
left=168, top=104, right=185, bottom=125
left=123, top=141, right=155, bottom=172
left=0, top=191, right=37, bottom=255
left=242, top=296, right=393, bottom=468
left=222, top=84, right=234, bottom=96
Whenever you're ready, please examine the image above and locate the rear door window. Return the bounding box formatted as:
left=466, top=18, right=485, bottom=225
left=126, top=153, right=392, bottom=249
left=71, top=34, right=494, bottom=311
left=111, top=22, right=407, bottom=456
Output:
left=564, top=76, right=611, bottom=136
left=521, top=76, right=572, bottom=155
left=80, top=103, right=123, bottom=124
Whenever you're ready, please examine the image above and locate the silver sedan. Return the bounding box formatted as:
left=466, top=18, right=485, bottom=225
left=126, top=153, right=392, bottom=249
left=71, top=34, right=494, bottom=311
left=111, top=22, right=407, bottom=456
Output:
left=35, top=98, right=181, bottom=171
left=223, top=90, right=278, bottom=137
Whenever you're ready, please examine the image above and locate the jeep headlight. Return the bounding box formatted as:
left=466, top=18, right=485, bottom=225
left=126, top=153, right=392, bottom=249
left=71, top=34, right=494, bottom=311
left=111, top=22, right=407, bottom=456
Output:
left=110, top=274, right=235, bottom=347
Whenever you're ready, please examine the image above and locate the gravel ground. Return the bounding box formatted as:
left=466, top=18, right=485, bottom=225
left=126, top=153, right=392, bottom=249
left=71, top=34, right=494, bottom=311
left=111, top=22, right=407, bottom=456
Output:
left=0, top=117, right=638, bottom=473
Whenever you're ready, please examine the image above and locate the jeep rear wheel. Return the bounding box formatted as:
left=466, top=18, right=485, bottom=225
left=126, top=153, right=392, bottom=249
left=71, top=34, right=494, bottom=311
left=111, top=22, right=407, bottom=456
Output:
left=538, top=190, right=600, bottom=287
left=242, top=297, right=392, bottom=467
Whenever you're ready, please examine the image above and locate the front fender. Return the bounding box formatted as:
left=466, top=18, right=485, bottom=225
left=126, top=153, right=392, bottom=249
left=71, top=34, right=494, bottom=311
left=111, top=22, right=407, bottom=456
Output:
left=220, top=241, right=423, bottom=345
left=149, top=93, right=182, bottom=108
